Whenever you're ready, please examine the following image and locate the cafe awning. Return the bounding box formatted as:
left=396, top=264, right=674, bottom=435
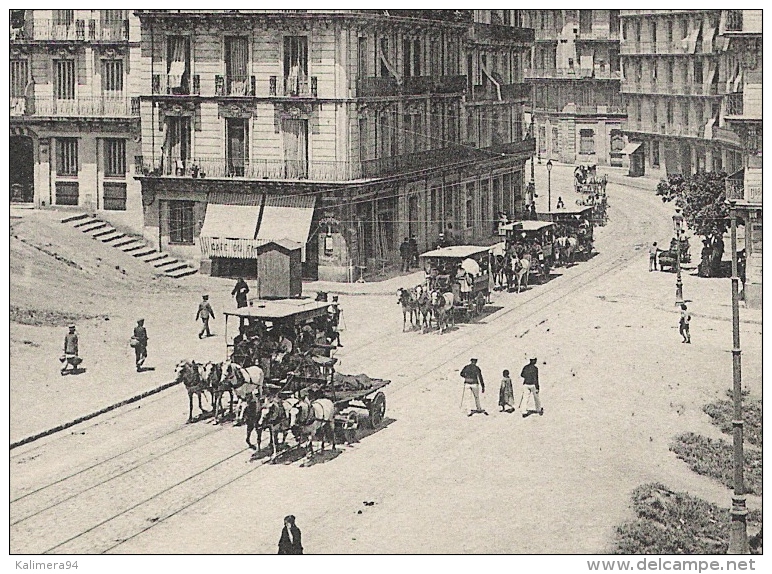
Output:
left=255, top=194, right=316, bottom=261
left=200, top=192, right=262, bottom=240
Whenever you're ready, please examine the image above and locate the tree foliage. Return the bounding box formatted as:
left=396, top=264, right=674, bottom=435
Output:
left=655, top=171, right=730, bottom=242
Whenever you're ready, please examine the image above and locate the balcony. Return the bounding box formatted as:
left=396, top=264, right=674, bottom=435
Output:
left=468, top=82, right=530, bottom=102
left=10, top=18, right=129, bottom=42
left=725, top=92, right=744, bottom=116
left=267, top=75, right=318, bottom=97
left=215, top=75, right=256, bottom=97
left=10, top=95, right=140, bottom=118
left=355, top=75, right=466, bottom=98
left=620, top=40, right=691, bottom=55
left=711, top=125, right=742, bottom=147
left=525, top=68, right=621, bottom=80
left=721, top=10, right=762, bottom=35
left=469, top=23, right=535, bottom=46
left=152, top=74, right=200, bottom=96
left=574, top=104, right=626, bottom=115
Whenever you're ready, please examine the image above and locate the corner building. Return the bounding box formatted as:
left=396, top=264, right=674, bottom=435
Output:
left=133, top=10, right=534, bottom=281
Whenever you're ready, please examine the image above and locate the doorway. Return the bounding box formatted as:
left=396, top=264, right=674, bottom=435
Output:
left=10, top=136, right=34, bottom=203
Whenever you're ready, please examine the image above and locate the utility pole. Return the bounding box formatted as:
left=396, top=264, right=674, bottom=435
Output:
left=672, top=208, right=684, bottom=306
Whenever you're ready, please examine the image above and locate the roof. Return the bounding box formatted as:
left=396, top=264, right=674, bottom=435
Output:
left=621, top=142, right=643, bottom=155
left=224, top=299, right=330, bottom=321
left=538, top=206, right=593, bottom=219
left=258, top=239, right=303, bottom=252
left=500, top=221, right=556, bottom=232
left=419, top=245, right=493, bottom=259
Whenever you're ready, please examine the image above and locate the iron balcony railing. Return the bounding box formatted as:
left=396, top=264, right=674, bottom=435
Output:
left=725, top=10, right=743, bottom=32
left=525, top=67, right=621, bottom=80
left=215, top=75, right=256, bottom=96
left=356, top=75, right=466, bottom=98
left=152, top=74, right=200, bottom=96
left=10, top=18, right=129, bottom=42
left=468, top=82, right=531, bottom=102
left=267, top=75, right=318, bottom=97
left=11, top=95, right=140, bottom=117
left=134, top=139, right=536, bottom=182
left=725, top=92, right=744, bottom=116
left=469, top=22, right=535, bottom=45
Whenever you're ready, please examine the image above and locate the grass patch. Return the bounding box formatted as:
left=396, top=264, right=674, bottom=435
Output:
left=703, top=391, right=762, bottom=448
left=613, top=483, right=762, bottom=554
left=670, top=433, right=762, bottom=495
left=10, top=305, right=108, bottom=327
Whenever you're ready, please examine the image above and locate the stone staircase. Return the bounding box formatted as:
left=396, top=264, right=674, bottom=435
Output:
left=61, top=213, right=198, bottom=278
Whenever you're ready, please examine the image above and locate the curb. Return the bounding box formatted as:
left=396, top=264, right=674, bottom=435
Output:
left=10, top=379, right=180, bottom=450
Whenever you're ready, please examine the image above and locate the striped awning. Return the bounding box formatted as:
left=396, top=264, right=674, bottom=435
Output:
left=255, top=194, right=316, bottom=261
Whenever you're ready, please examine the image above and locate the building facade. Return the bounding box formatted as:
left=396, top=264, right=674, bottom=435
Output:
left=719, top=10, right=762, bottom=308
left=9, top=9, right=143, bottom=230
left=133, top=9, right=534, bottom=281
left=522, top=10, right=625, bottom=168
left=619, top=10, right=746, bottom=178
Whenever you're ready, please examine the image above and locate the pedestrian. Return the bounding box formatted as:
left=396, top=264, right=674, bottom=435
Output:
left=60, top=324, right=80, bottom=375
left=649, top=242, right=662, bottom=271
left=520, top=356, right=543, bottom=417
left=399, top=237, right=411, bottom=272
left=409, top=235, right=419, bottom=268
left=679, top=304, right=691, bottom=343
left=460, top=358, right=488, bottom=416
left=132, top=319, right=148, bottom=372
left=278, top=515, right=303, bottom=555
left=445, top=223, right=455, bottom=246
left=327, top=295, right=342, bottom=347
left=231, top=277, right=249, bottom=308
left=196, top=294, right=215, bottom=339
left=436, top=232, right=447, bottom=250
left=498, top=369, right=515, bottom=413
left=556, top=196, right=565, bottom=209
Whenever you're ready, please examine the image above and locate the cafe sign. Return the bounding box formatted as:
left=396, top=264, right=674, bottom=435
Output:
left=200, top=236, right=268, bottom=259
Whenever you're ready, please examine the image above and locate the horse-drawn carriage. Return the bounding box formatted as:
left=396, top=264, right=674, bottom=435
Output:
left=538, top=206, right=594, bottom=264
left=419, top=245, right=492, bottom=319
left=658, top=237, right=691, bottom=272
left=574, top=164, right=608, bottom=195
left=498, top=221, right=556, bottom=285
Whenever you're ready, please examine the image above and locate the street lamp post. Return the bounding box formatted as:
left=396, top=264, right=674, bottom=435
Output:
left=727, top=201, right=749, bottom=554
left=672, top=208, right=684, bottom=305
left=546, top=159, right=553, bottom=213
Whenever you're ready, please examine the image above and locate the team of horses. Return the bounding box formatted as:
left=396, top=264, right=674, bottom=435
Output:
left=397, top=284, right=455, bottom=334
left=174, top=359, right=336, bottom=460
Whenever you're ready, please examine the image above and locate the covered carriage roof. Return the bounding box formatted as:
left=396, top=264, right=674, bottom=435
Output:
left=538, top=206, right=593, bottom=219
left=500, top=221, right=556, bottom=232
left=223, top=299, right=330, bottom=321
left=419, top=245, right=493, bottom=259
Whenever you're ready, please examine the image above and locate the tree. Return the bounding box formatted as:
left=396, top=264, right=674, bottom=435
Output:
left=656, top=171, right=729, bottom=277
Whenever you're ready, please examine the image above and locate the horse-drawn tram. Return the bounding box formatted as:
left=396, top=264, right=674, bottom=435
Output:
left=498, top=221, right=556, bottom=284
left=419, top=245, right=493, bottom=318
left=537, top=206, right=594, bottom=263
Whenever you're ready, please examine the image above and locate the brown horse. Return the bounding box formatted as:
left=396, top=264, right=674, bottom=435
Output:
left=175, top=360, right=211, bottom=423
left=215, top=361, right=265, bottom=424
left=251, top=396, right=297, bottom=458
left=397, top=287, right=419, bottom=331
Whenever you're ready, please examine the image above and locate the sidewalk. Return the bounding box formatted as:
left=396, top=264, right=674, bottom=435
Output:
left=304, top=270, right=426, bottom=296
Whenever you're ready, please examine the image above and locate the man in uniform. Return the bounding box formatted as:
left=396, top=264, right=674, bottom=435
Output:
left=61, top=324, right=80, bottom=375
left=133, top=319, right=148, bottom=372
left=460, top=358, right=487, bottom=416
left=196, top=294, right=216, bottom=339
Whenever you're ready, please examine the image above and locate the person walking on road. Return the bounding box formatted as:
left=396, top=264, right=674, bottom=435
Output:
left=679, top=304, right=691, bottom=343
left=132, top=319, right=148, bottom=372
left=460, top=358, right=488, bottom=416
left=232, top=277, right=249, bottom=308
left=649, top=242, right=662, bottom=271
left=499, top=369, right=515, bottom=413
left=520, top=356, right=543, bottom=417
left=60, top=324, right=80, bottom=375
left=278, top=515, right=303, bottom=555
left=196, top=294, right=216, bottom=339
left=400, top=238, right=411, bottom=272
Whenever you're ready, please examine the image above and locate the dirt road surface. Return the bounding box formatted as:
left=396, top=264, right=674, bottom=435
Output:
left=10, top=164, right=762, bottom=554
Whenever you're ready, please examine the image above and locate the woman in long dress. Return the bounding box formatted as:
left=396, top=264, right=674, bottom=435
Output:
left=499, top=369, right=515, bottom=413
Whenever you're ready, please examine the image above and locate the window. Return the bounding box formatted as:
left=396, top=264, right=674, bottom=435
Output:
left=403, top=38, right=421, bottom=77
left=10, top=60, right=28, bottom=98
left=103, top=182, right=127, bottom=211
left=167, top=36, right=191, bottom=94
left=609, top=11, right=619, bottom=36
left=104, top=139, right=126, bottom=177
left=682, top=104, right=689, bottom=127
left=55, top=60, right=75, bottom=100
left=579, top=10, right=592, bottom=34
left=465, top=182, right=475, bottom=228
left=377, top=109, right=397, bottom=158
left=652, top=98, right=658, bottom=126
left=694, top=60, right=703, bottom=84
left=359, top=117, right=369, bottom=163
left=666, top=100, right=673, bottom=124
left=635, top=21, right=641, bottom=42
left=651, top=21, right=657, bottom=44
left=447, top=103, right=457, bottom=143
left=622, top=21, right=627, bottom=41
left=502, top=173, right=512, bottom=216
left=667, top=60, right=674, bottom=84
left=636, top=100, right=642, bottom=123
left=379, top=37, right=390, bottom=77
left=538, top=126, right=547, bottom=154
left=579, top=129, right=595, bottom=154
left=358, top=36, right=368, bottom=79
left=667, top=20, right=674, bottom=42
left=56, top=182, right=79, bottom=206
left=53, top=10, right=74, bottom=26
left=652, top=141, right=660, bottom=167
left=282, top=118, right=308, bottom=178
left=480, top=180, right=490, bottom=232
left=225, top=37, right=250, bottom=95
left=11, top=10, right=24, bottom=29
left=56, top=138, right=78, bottom=176
left=163, top=116, right=191, bottom=175
left=552, top=127, right=559, bottom=153
left=168, top=201, right=195, bottom=244
left=102, top=59, right=124, bottom=94
left=284, top=36, right=309, bottom=95
left=101, top=10, right=125, bottom=24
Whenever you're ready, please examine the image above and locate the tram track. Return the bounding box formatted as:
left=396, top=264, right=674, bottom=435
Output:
left=12, top=182, right=659, bottom=554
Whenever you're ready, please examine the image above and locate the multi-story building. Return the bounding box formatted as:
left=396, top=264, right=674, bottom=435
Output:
left=619, top=10, right=745, bottom=178
left=719, top=9, right=762, bottom=308
left=133, top=9, right=534, bottom=281
left=522, top=10, right=625, bottom=168
left=9, top=9, right=142, bottom=229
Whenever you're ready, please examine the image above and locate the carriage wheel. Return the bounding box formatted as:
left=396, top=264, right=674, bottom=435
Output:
left=368, top=392, right=386, bottom=429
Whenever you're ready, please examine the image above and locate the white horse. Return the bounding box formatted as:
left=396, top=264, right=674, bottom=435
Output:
left=254, top=395, right=298, bottom=458
left=216, top=361, right=265, bottom=425
left=290, top=398, right=336, bottom=457
left=430, top=290, right=454, bottom=333
left=511, top=256, right=531, bottom=293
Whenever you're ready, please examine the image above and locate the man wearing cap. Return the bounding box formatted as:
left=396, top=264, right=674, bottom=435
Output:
left=520, top=356, right=543, bottom=417
left=61, top=324, right=80, bottom=375
left=133, top=319, right=148, bottom=372
left=196, top=294, right=215, bottom=339
left=327, top=295, right=342, bottom=347
left=460, top=358, right=488, bottom=416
